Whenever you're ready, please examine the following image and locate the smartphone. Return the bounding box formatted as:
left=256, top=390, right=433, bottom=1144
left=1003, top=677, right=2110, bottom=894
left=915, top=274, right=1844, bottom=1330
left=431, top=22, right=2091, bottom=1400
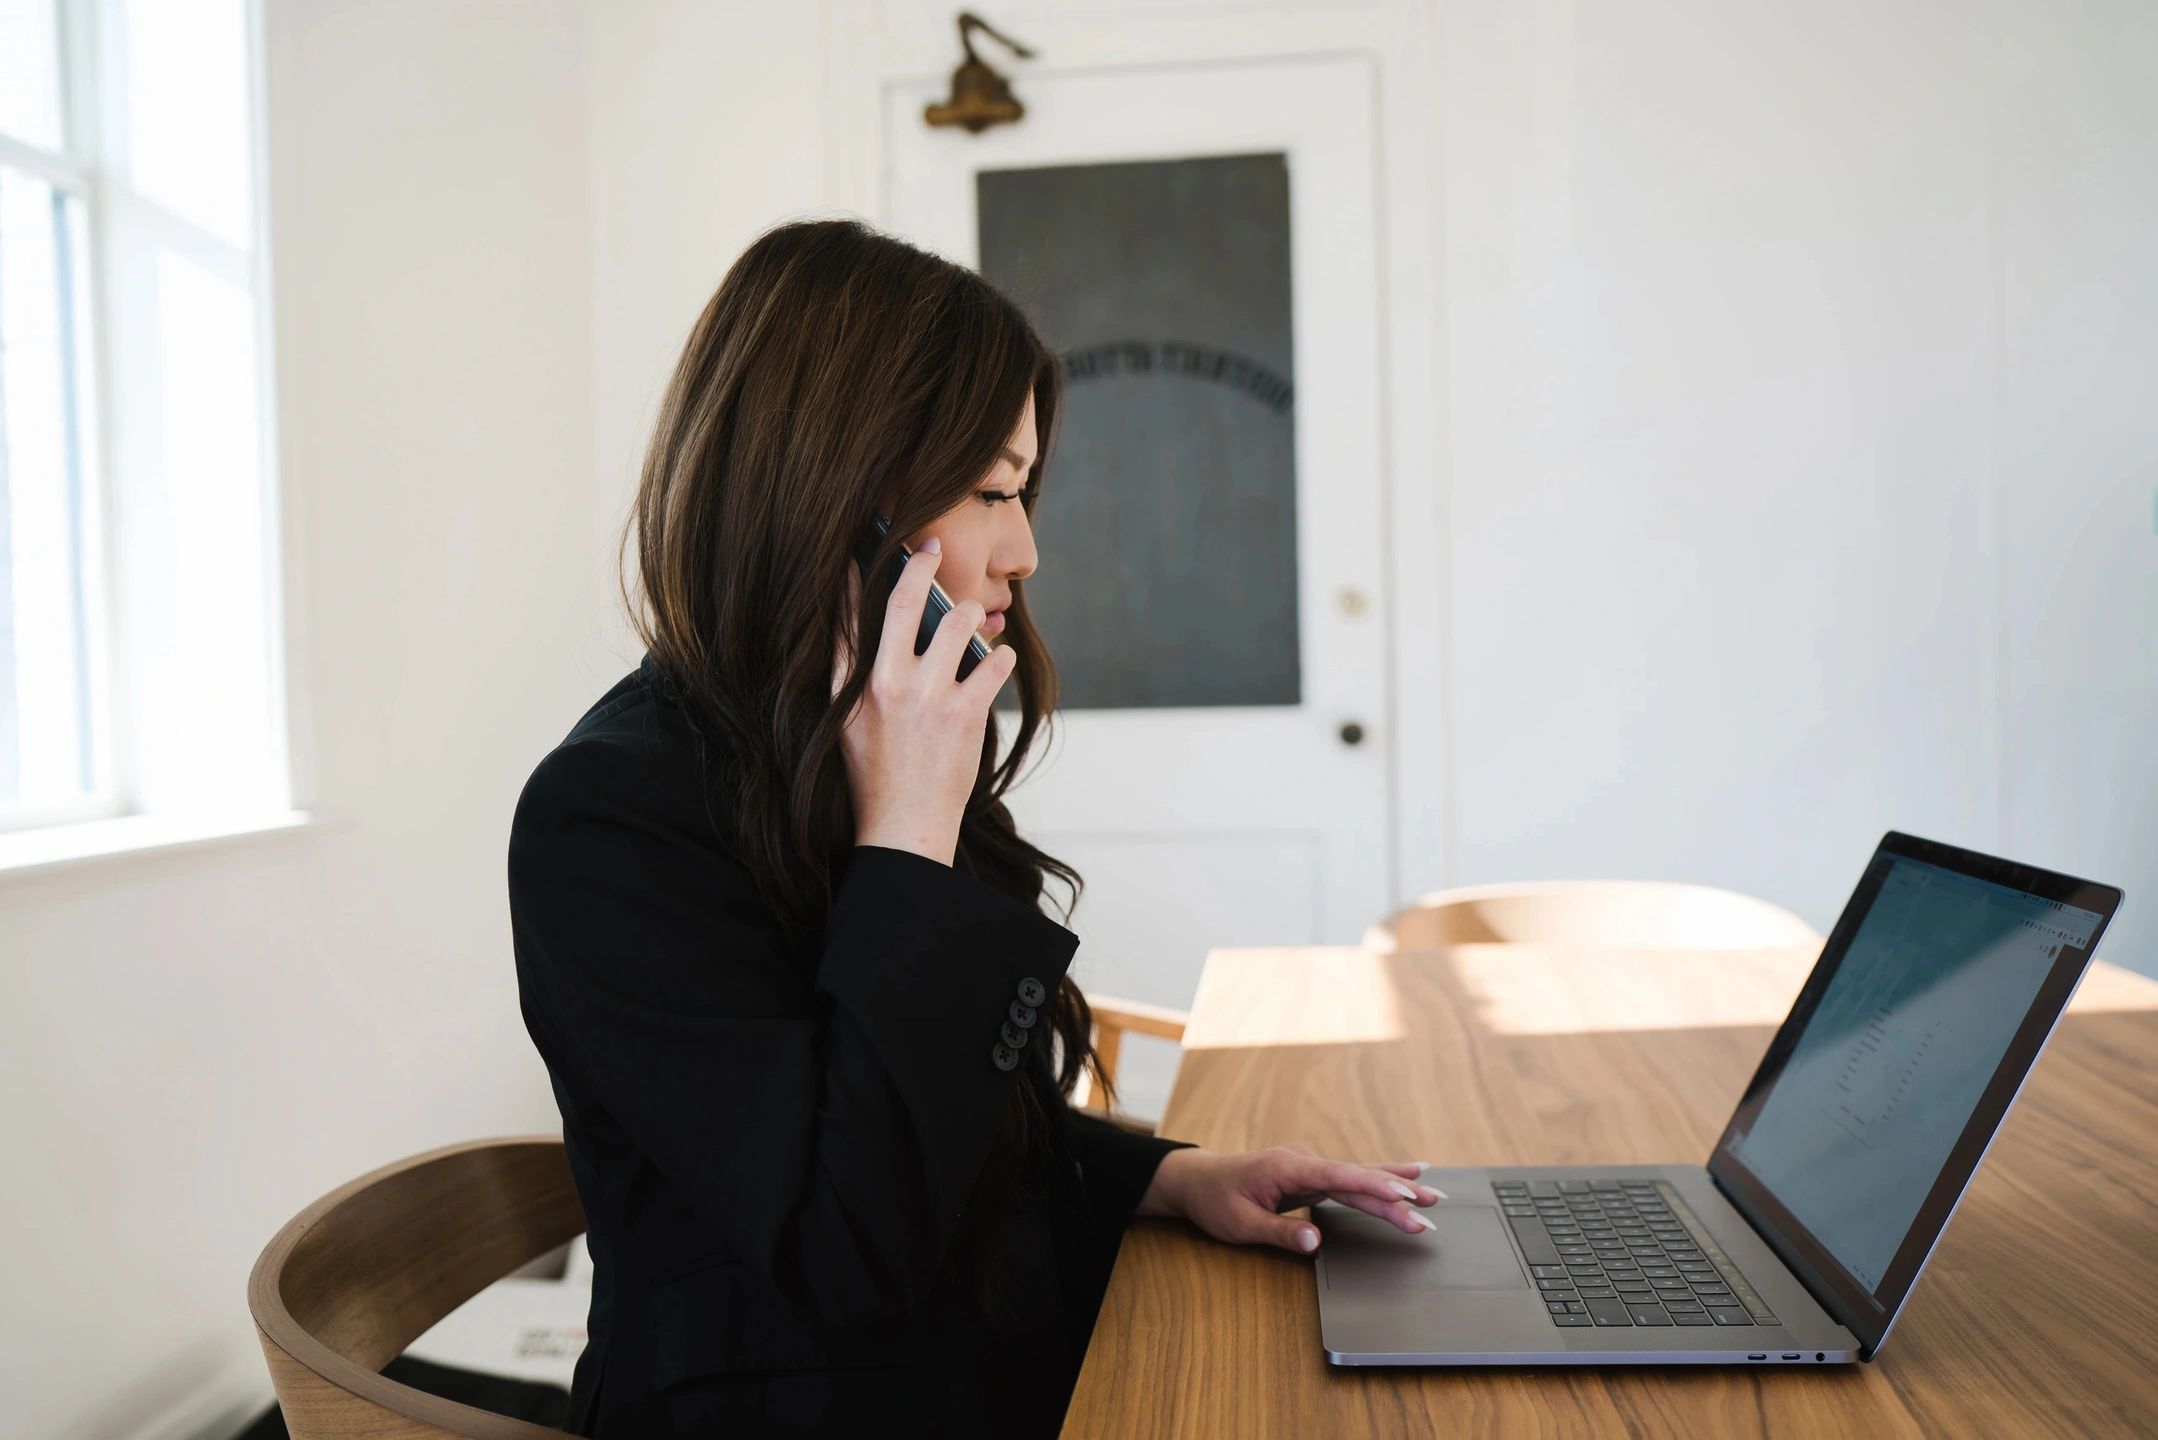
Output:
left=855, top=512, right=991, bottom=681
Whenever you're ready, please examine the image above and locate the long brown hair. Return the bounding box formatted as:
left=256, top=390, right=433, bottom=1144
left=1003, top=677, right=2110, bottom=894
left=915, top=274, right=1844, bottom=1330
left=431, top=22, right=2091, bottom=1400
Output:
left=614, top=216, right=1113, bottom=1313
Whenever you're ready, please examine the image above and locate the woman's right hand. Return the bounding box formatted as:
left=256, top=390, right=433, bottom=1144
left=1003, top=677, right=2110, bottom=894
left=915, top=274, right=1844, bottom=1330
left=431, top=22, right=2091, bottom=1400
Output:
left=832, top=536, right=1020, bottom=867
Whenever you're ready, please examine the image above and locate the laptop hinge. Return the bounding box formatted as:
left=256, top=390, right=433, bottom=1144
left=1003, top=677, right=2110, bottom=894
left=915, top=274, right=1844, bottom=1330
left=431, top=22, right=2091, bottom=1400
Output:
left=1708, top=1167, right=1869, bottom=1347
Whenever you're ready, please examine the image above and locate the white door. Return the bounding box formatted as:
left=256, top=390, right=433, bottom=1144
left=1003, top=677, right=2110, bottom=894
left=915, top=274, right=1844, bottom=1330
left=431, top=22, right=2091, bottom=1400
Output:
left=882, top=55, right=1393, bottom=1118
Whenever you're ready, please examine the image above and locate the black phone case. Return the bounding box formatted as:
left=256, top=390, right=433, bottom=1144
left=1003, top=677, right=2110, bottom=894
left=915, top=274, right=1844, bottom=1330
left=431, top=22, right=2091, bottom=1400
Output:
left=855, top=513, right=990, bottom=681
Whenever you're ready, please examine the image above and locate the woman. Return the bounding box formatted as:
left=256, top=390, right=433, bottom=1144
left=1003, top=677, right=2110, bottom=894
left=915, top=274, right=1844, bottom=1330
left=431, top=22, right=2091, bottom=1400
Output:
left=506, top=217, right=1442, bottom=1437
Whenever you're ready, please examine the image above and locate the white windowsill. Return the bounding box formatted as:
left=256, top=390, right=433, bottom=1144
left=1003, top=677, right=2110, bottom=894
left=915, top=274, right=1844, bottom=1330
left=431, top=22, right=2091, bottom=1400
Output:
left=0, top=808, right=322, bottom=881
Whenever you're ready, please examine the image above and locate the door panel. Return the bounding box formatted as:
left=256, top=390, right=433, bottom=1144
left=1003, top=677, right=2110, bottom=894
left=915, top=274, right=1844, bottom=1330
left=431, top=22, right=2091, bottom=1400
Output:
left=884, top=55, right=1392, bottom=1120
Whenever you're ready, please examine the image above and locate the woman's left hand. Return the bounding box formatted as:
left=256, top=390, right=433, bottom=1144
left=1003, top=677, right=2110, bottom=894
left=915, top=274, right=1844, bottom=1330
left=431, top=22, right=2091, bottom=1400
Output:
left=1137, top=1143, right=1446, bottom=1254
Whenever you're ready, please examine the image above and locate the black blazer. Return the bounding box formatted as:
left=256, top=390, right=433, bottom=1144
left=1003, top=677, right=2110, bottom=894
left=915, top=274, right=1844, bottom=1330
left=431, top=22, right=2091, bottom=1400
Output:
left=507, top=653, right=1191, bottom=1437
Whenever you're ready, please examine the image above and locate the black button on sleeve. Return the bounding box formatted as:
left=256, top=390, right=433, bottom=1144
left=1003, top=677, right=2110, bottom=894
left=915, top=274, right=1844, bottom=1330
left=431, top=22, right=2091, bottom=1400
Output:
left=1009, top=999, right=1037, bottom=1028
left=1001, top=1020, right=1028, bottom=1048
left=1017, top=976, right=1047, bottom=1007
left=991, top=1042, right=1021, bottom=1072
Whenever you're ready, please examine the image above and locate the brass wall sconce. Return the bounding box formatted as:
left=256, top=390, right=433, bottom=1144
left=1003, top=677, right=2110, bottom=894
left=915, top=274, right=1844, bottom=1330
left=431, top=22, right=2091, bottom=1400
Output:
left=924, top=11, right=1036, bottom=133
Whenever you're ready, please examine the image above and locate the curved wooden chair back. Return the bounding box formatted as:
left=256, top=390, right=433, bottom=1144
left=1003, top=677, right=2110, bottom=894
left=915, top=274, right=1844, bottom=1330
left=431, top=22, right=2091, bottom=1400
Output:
left=1367, top=880, right=1823, bottom=952
left=248, top=1136, right=586, bottom=1440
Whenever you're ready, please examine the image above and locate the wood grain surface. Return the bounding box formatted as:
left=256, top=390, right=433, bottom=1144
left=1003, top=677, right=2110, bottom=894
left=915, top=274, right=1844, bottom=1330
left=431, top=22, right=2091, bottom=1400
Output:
left=249, top=1135, right=585, bottom=1438
left=1061, top=944, right=2158, bottom=1438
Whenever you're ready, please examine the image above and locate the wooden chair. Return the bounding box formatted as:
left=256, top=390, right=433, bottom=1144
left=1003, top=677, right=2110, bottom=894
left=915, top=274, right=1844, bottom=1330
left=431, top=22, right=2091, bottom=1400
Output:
left=1076, top=994, right=1190, bottom=1135
left=248, top=1136, right=585, bottom=1439
left=1365, top=879, right=1823, bottom=952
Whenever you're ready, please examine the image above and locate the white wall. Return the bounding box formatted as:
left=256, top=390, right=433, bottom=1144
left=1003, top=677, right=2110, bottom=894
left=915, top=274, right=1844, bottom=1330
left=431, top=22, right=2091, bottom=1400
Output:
left=3, top=2, right=2152, bottom=1436
left=1991, top=1, right=2158, bottom=974
left=586, top=2, right=829, bottom=602
left=1426, top=0, right=2156, bottom=975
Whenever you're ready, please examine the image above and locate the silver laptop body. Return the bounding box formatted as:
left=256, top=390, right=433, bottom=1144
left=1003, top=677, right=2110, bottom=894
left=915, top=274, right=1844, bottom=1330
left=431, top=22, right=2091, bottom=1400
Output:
left=1314, top=831, right=2122, bottom=1367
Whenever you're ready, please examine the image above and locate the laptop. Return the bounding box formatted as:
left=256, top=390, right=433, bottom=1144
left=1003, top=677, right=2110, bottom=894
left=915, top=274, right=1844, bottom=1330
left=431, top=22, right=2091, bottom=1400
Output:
left=1313, top=830, right=2123, bottom=1366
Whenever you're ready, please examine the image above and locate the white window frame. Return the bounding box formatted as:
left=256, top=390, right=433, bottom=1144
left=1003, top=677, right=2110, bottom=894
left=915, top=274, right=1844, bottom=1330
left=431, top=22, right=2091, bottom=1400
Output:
left=0, top=0, right=309, bottom=876
left=0, top=0, right=110, bottom=831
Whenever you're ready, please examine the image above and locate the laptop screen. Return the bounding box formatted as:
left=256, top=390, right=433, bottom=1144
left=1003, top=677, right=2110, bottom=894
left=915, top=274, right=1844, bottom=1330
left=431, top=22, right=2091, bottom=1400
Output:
left=1709, top=833, right=2120, bottom=1355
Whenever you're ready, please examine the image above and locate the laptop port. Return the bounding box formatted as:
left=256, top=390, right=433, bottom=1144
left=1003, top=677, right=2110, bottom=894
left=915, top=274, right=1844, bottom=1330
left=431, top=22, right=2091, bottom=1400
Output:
left=1747, top=1353, right=1766, bottom=1361
left=1781, top=1353, right=1800, bottom=1360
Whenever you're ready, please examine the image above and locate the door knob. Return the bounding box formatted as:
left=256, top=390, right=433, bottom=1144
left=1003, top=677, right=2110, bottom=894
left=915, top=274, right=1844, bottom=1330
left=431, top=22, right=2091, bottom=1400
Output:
left=1339, top=721, right=1366, bottom=747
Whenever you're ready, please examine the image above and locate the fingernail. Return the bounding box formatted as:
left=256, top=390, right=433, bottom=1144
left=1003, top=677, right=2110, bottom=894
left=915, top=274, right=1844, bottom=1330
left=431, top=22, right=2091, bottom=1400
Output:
left=1298, top=1227, right=1319, bottom=1252
left=1410, top=1211, right=1438, bottom=1233
left=920, top=535, right=940, bottom=553
left=1426, top=1186, right=1449, bottom=1200
left=1389, top=1180, right=1419, bottom=1200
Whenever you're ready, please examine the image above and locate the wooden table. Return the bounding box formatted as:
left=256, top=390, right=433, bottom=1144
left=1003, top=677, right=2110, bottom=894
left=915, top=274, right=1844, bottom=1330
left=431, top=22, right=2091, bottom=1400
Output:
left=1062, top=942, right=2158, bottom=1437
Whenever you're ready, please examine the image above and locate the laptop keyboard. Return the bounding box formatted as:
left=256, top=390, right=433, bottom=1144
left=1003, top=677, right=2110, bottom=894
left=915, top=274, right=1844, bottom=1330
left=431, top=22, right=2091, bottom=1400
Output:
left=1496, top=1177, right=1780, bottom=1329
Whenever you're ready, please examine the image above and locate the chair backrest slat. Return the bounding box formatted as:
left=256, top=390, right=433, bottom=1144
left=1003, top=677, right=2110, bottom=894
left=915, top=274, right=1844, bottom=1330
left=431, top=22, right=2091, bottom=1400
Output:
left=1368, top=880, right=1823, bottom=952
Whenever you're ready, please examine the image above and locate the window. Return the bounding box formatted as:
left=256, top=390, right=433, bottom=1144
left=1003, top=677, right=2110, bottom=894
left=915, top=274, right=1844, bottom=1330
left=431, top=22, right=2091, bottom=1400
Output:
left=0, top=0, right=292, bottom=853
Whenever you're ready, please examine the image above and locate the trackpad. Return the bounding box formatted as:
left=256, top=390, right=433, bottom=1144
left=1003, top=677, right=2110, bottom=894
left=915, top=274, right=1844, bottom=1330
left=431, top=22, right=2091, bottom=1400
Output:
left=1319, top=1204, right=1529, bottom=1292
